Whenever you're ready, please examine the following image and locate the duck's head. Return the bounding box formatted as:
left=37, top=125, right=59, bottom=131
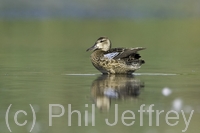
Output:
left=86, top=37, right=111, bottom=52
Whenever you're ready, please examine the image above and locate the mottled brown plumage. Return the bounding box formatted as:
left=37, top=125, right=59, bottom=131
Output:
left=87, top=37, right=145, bottom=74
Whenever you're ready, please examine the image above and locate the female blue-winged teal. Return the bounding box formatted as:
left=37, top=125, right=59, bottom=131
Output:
left=86, top=37, right=145, bottom=74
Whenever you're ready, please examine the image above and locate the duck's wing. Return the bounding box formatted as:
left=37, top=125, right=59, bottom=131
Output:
left=104, top=47, right=145, bottom=60
left=103, top=52, right=119, bottom=59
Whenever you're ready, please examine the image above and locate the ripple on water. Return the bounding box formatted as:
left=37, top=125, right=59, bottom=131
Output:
left=65, top=73, right=177, bottom=76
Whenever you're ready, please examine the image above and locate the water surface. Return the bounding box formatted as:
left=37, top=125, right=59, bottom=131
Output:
left=0, top=20, right=200, bottom=133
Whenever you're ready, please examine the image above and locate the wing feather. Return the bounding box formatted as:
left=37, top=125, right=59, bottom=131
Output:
left=105, top=47, right=145, bottom=59
left=104, top=52, right=119, bottom=59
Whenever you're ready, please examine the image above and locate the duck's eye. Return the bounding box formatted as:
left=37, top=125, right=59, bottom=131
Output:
left=100, top=40, right=105, bottom=43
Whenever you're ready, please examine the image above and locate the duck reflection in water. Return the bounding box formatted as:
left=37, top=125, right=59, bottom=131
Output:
left=90, top=74, right=144, bottom=111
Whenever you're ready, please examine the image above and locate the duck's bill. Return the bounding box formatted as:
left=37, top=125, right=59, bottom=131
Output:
left=86, top=44, right=97, bottom=51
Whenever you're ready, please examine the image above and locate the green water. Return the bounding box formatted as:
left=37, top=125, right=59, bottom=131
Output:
left=0, top=19, right=200, bottom=133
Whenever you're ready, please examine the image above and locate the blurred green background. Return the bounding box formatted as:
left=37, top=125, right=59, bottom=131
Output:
left=0, top=1, right=200, bottom=133
left=1, top=0, right=200, bottom=19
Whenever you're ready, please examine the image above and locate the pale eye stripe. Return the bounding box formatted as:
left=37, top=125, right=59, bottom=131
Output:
left=104, top=52, right=119, bottom=59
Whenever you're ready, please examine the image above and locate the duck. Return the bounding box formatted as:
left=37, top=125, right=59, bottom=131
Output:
left=86, top=37, right=145, bottom=74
